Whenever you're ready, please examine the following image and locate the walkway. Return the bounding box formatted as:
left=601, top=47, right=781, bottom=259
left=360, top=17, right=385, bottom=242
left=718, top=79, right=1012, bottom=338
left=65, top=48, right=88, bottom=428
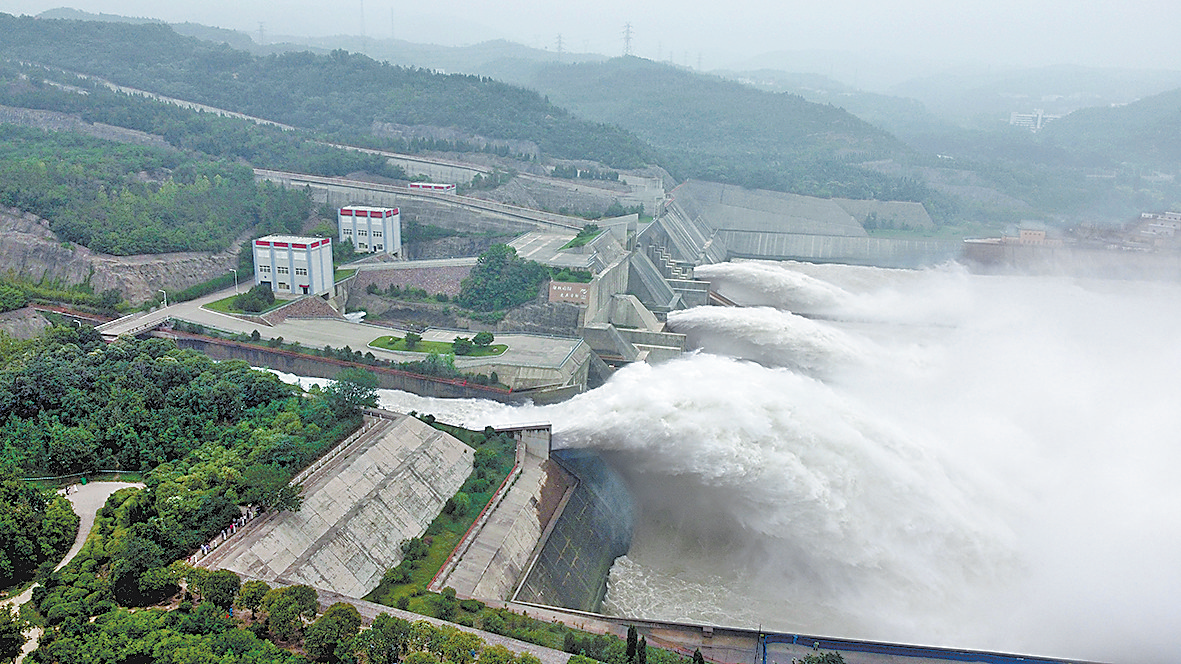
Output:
left=2, top=481, right=144, bottom=663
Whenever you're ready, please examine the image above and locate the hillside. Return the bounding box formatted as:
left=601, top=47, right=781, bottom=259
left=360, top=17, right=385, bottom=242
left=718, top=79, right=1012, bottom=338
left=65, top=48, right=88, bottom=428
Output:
left=1040, top=86, right=1181, bottom=169
left=515, top=57, right=940, bottom=207
left=0, top=13, right=653, bottom=169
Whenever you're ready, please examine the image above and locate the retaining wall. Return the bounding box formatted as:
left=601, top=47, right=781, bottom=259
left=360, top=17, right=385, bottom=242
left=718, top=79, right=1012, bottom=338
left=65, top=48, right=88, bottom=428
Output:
left=513, top=449, right=634, bottom=613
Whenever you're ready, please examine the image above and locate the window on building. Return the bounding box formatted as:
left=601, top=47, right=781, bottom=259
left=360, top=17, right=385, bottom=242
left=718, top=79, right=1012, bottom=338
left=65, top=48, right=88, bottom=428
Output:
left=278, top=282, right=288, bottom=290
left=375, top=244, right=383, bottom=251
left=343, top=229, right=352, bottom=236
left=277, top=266, right=289, bottom=274
left=295, top=267, right=308, bottom=276
left=259, top=265, right=271, bottom=273
left=373, top=230, right=383, bottom=237
left=358, top=230, right=368, bottom=236
left=358, top=243, right=367, bottom=250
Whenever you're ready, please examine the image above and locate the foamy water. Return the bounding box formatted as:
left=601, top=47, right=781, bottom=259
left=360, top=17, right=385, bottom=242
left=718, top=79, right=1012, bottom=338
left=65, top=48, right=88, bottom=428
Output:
left=290, top=262, right=1181, bottom=663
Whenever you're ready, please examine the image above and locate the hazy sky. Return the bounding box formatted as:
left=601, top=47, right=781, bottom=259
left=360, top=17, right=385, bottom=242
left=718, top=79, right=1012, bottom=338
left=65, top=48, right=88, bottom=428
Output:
left=2, top=0, right=1179, bottom=74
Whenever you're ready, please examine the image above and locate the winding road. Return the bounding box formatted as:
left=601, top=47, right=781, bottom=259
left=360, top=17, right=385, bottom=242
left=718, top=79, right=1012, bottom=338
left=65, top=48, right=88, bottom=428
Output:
left=1, top=482, right=143, bottom=663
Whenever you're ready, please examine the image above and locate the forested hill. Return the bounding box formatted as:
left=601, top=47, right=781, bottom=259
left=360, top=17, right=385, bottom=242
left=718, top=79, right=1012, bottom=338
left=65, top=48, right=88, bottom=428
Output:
left=0, top=14, right=653, bottom=168
left=1040, top=87, right=1181, bottom=169
left=521, top=57, right=926, bottom=201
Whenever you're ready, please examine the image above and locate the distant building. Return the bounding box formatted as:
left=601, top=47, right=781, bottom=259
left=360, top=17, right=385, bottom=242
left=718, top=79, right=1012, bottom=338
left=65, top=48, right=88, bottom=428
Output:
left=338, top=205, right=401, bottom=256
left=408, top=182, right=456, bottom=193
left=1009, top=109, right=1061, bottom=132
left=253, top=235, right=333, bottom=296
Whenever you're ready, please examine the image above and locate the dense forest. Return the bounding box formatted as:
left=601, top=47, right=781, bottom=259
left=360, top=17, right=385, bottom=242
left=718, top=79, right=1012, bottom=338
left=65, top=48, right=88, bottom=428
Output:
left=0, top=328, right=362, bottom=597
left=0, top=14, right=654, bottom=169
left=0, top=124, right=312, bottom=254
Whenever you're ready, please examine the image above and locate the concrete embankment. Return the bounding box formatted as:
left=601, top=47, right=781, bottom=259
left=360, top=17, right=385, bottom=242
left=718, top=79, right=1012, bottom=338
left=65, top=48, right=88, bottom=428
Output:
left=431, top=452, right=576, bottom=601
left=200, top=412, right=472, bottom=598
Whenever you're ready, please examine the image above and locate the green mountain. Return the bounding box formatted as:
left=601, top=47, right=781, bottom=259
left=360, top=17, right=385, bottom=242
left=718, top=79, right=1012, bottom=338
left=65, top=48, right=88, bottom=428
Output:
left=0, top=13, right=652, bottom=168
left=1041, top=87, right=1181, bottom=169
left=514, top=56, right=932, bottom=204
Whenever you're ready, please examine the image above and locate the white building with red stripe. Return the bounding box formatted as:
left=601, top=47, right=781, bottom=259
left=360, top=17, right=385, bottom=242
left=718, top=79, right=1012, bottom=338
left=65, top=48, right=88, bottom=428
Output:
left=408, top=182, right=456, bottom=193
left=338, top=205, right=401, bottom=256
left=253, top=235, right=334, bottom=296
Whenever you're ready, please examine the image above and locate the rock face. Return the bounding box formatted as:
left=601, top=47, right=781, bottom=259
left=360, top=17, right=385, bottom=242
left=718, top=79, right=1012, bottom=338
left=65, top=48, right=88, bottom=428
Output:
left=0, top=307, right=51, bottom=339
left=0, top=207, right=239, bottom=304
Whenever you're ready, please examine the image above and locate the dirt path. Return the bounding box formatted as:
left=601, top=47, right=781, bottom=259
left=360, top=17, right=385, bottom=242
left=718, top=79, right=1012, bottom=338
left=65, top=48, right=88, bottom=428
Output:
left=2, top=482, right=143, bottom=663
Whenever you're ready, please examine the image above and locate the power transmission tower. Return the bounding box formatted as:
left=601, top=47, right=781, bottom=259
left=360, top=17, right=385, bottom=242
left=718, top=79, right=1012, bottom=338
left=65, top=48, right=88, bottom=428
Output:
left=257, top=22, right=265, bottom=46
left=556, top=34, right=564, bottom=61
left=622, top=23, right=633, bottom=56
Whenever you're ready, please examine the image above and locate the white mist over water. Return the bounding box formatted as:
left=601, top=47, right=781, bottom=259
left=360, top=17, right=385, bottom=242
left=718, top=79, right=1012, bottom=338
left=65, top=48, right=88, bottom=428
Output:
left=364, top=262, right=1181, bottom=663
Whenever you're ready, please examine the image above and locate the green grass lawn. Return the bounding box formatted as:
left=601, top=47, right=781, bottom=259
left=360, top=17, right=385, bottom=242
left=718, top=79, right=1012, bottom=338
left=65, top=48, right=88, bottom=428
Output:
left=370, top=335, right=507, bottom=357
left=334, top=268, right=357, bottom=282
left=202, top=293, right=288, bottom=315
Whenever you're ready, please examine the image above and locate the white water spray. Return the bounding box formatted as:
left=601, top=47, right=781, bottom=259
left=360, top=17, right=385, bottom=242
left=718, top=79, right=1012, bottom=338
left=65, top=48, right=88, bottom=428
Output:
left=361, top=262, right=1181, bottom=663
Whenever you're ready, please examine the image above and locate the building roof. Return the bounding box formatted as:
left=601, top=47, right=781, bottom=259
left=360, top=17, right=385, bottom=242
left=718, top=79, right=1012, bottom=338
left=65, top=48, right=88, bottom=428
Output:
left=340, top=205, right=399, bottom=214
left=255, top=235, right=332, bottom=245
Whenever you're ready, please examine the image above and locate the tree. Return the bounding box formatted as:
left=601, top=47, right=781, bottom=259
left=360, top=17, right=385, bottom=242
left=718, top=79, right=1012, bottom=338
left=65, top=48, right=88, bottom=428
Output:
left=693, top=649, right=705, bottom=664
left=626, top=626, right=637, bottom=663
left=241, top=464, right=304, bottom=512
left=438, top=628, right=482, bottom=664
left=237, top=579, right=271, bottom=615
left=353, top=613, right=412, bottom=664
left=197, top=569, right=241, bottom=609
left=638, top=636, right=647, bottom=664
left=479, top=645, right=516, bottom=664
left=304, top=602, right=362, bottom=662
left=261, top=585, right=318, bottom=642
left=0, top=607, right=25, bottom=664
left=404, top=332, right=422, bottom=349
left=403, top=652, right=439, bottom=664
left=435, top=587, right=458, bottom=620
left=234, top=284, right=276, bottom=313
left=324, top=367, right=378, bottom=417
left=472, top=332, right=494, bottom=348
left=793, top=654, right=845, bottom=664
left=451, top=337, right=474, bottom=356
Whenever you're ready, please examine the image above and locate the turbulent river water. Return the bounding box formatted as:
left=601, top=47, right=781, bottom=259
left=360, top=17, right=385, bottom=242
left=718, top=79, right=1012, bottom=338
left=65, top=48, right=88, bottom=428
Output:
left=279, top=260, right=1181, bottom=664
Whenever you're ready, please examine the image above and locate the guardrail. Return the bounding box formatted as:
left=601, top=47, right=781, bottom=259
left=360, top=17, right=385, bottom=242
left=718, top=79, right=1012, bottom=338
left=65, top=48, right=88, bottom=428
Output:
left=290, top=415, right=391, bottom=486
left=428, top=441, right=526, bottom=593
left=254, top=168, right=582, bottom=231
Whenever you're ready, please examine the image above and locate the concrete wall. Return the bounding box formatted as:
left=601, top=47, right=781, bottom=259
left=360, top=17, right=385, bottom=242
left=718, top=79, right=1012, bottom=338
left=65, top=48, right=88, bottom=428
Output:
left=720, top=231, right=959, bottom=267
left=514, top=449, right=634, bottom=613
left=213, top=415, right=473, bottom=598
left=585, top=254, right=632, bottom=325
left=170, top=334, right=527, bottom=403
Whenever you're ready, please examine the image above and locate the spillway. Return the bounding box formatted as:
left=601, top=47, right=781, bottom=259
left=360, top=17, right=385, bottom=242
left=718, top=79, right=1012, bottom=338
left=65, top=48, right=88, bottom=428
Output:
left=371, top=261, right=1181, bottom=664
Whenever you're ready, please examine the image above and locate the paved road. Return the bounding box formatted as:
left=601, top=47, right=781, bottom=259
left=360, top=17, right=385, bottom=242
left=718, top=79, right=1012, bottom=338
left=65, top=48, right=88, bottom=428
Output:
left=2, top=482, right=144, bottom=663
left=314, top=588, right=573, bottom=664
left=100, top=286, right=582, bottom=376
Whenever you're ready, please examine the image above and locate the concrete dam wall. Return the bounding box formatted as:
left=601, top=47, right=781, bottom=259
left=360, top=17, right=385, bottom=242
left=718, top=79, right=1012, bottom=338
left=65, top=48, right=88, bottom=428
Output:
left=204, top=413, right=473, bottom=598
left=514, top=450, right=634, bottom=613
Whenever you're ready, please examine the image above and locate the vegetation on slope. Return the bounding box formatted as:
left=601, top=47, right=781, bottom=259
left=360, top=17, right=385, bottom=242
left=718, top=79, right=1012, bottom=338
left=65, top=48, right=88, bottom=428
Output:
left=525, top=57, right=951, bottom=208
left=0, top=328, right=361, bottom=595
left=1041, top=87, right=1181, bottom=169
left=0, top=124, right=311, bottom=255
left=0, top=14, right=654, bottom=169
